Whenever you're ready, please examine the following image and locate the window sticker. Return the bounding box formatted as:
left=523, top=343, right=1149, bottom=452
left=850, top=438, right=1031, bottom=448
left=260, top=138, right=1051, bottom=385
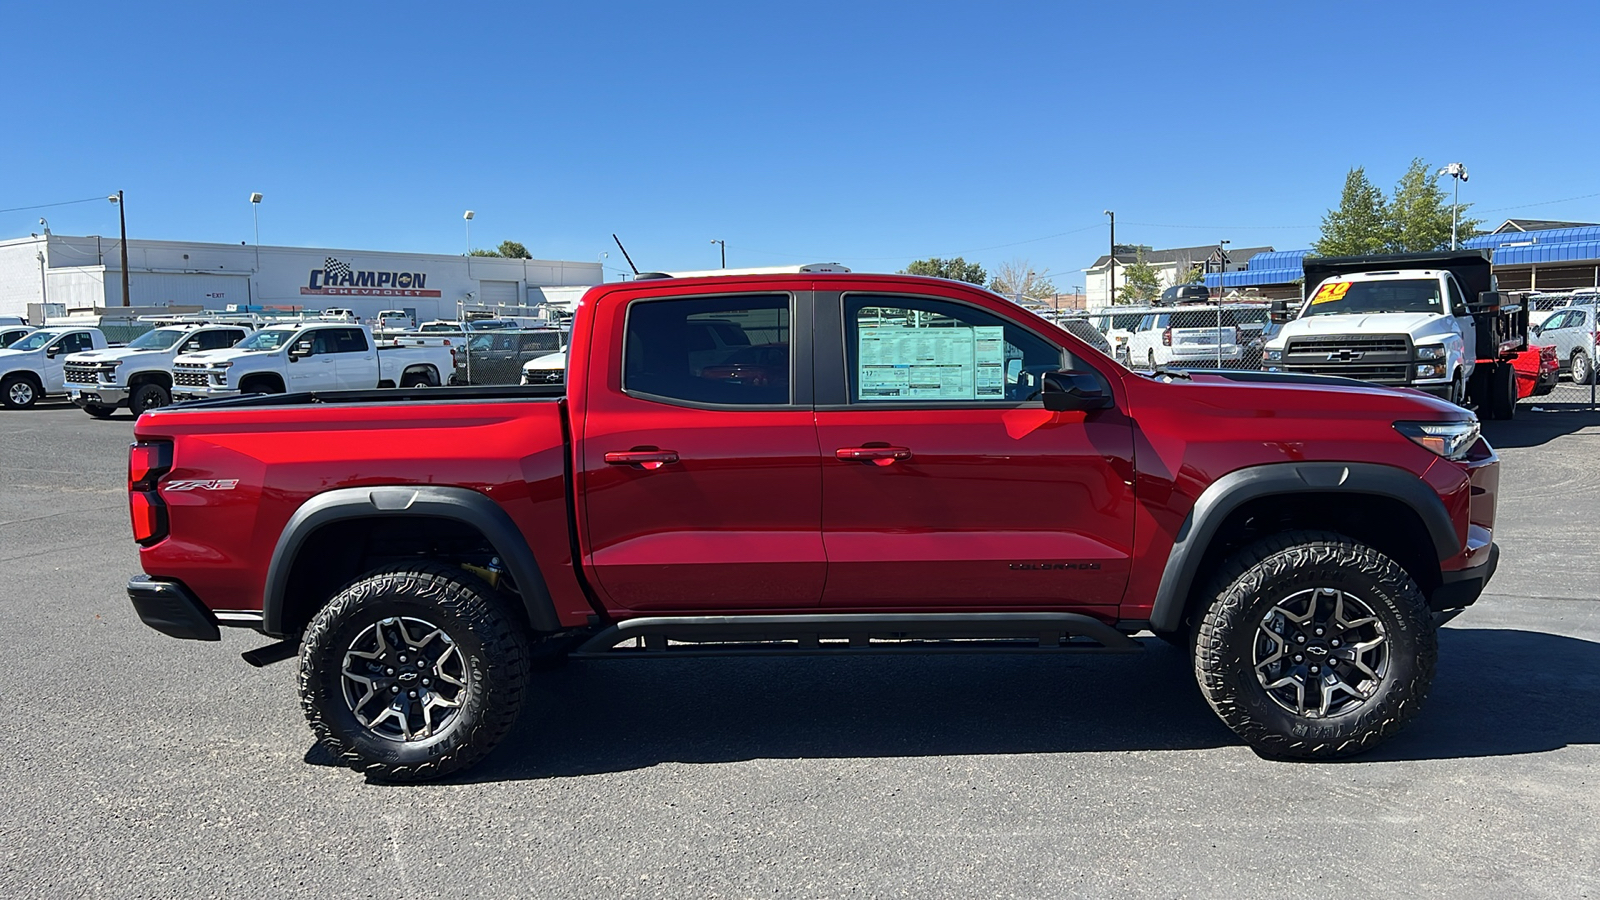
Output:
left=858, top=323, right=1006, bottom=401
left=1311, top=281, right=1352, bottom=304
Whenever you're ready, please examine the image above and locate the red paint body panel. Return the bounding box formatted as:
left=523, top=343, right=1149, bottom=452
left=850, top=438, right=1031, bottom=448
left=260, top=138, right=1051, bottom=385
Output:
left=134, top=272, right=1497, bottom=634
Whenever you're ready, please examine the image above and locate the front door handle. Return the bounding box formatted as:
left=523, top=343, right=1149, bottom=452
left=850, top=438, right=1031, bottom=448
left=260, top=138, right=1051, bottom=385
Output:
left=835, top=445, right=912, bottom=466
left=604, top=448, right=680, bottom=470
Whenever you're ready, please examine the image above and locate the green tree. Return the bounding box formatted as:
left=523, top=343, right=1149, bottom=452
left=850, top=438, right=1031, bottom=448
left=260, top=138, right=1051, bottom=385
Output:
left=1313, top=167, right=1393, bottom=257
left=988, top=258, right=1057, bottom=302
left=468, top=240, right=534, bottom=259
left=1116, top=252, right=1162, bottom=304
left=902, top=256, right=987, bottom=285
left=1387, top=158, right=1480, bottom=252
left=1176, top=263, right=1206, bottom=285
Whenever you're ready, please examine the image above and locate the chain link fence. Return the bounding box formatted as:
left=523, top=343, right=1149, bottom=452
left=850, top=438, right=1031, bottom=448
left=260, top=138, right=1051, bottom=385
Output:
left=451, top=330, right=565, bottom=386
left=1066, top=301, right=1598, bottom=413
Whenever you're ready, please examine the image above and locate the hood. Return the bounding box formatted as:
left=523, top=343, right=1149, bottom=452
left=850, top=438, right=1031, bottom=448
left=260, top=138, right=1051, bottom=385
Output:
left=1177, top=369, right=1462, bottom=414
left=0, top=347, right=40, bottom=365
left=67, top=348, right=138, bottom=363
left=175, top=348, right=259, bottom=365
left=524, top=351, right=566, bottom=371
left=1274, top=312, right=1455, bottom=345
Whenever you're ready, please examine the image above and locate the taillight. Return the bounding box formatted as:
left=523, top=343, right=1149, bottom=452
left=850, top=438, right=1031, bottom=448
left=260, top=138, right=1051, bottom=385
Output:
left=1162, top=327, right=1172, bottom=347
left=129, top=441, right=173, bottom=545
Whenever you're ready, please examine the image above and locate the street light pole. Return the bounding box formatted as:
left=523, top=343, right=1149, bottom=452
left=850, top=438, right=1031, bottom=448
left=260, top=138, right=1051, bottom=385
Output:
left=109, top=191, right=130, bottom=307
left=463, top=210, right=475, bottom=278
left=710, top=239, right=725, bottom=268
left=249, top=192, right=263, bottom=273
left=1105, top=211, right=1116, bottom=305
left=1435, top=163, right=1468, bottom=250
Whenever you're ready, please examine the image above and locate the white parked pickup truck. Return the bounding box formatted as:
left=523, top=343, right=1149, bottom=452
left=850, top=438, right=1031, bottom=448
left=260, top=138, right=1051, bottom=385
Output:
left=1262, top=250, right=1527, bottom=417
left=170, top=323, right=454, bottom=401
left=64, top=323, right=253, bottom=417
left=0, top=326, right=109, bottom=409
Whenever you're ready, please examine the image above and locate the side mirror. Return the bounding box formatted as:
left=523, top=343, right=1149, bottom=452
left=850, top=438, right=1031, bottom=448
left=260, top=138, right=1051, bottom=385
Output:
left=289, top=341, right=312, bottom=359
left=1041, top=371, right=1113, bottom=412
left=45, top=345, right=59, bottom=358
left=1269, top=299, right=1291, bottom=324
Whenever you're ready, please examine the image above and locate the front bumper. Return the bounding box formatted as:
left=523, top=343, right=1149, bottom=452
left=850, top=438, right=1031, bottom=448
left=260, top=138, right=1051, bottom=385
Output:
left=172, top=387, right=240, bottom=402
left=68, top=385, right=129, bottom=407
left=1430, top=542, right=1499, bottom=612
left=128, top=576, right=220, bottom=641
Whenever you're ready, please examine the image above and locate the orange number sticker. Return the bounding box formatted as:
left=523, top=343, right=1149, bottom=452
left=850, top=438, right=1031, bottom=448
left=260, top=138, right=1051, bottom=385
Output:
left=1311, top=281, right=1352, bottom=304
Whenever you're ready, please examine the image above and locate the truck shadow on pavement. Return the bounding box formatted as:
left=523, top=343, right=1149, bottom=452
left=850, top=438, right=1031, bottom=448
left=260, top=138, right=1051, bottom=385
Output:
left=1487, top=405, right=1600, bottom=448
left=330, top=626, right=1593, bottom=782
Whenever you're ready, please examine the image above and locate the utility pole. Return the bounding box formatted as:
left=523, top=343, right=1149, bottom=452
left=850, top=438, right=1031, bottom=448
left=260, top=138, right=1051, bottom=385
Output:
left=711, top=239, right=726, bottom=268
left=1105, top=211, right=1117, bottom=305
left=109, top=191, right=130, bottom=307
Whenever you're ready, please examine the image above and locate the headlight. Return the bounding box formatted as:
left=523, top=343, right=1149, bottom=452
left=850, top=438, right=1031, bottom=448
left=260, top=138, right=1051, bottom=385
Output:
left=213, top=362, right=232, bottom=370
left=1415, top=363, right=1446, bottom=379
left=1394, top=420, right=1480, bottom=460
left=1265, top=349, right=1283, bottom=361
left=1417, top=345, right=1446, bottom=360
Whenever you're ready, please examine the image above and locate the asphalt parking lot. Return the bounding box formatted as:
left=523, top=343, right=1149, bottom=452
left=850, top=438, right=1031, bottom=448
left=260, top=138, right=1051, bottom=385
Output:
left=1, top=399, right=1596, bottom=899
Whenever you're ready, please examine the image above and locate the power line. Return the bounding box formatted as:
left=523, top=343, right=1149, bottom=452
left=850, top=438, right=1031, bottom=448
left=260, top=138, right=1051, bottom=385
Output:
left=1476, top=191, right=1600, bottom=214
left=728, top=222, right=1110, bottom=264
left=0, top=195, right=106, bottom=215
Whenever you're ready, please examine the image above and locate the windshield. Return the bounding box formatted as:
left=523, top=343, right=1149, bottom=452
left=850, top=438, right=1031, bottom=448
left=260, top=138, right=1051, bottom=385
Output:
left=8, top=331, right=57, bottom=351
left=1303, top=279, right=1443, bottom=317
left=470, top=321, right=514, bottom=330
left=419, top=323, right=461, bottom=333
left=233, top=328, right=298, bottom=351
left=127, top=328, right=188, bottom=350
left=468, top=334, right=497, bottom=351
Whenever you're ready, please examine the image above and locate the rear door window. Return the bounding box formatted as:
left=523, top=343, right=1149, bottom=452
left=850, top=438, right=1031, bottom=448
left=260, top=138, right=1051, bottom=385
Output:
left=624, top=295, right=791, bottom=406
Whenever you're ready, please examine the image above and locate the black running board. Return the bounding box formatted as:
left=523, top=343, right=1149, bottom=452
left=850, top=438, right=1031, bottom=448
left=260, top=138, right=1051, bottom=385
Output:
left=570, top=612, right=1142, bottom=659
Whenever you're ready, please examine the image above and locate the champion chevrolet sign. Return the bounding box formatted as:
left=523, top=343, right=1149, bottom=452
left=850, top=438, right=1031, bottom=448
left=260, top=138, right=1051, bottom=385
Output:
left=301, top=257, right=442, bottom=297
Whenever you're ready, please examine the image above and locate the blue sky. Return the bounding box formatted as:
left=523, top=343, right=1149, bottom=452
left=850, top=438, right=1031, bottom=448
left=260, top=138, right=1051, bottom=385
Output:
left=4, top=0, right=1598, bottom=286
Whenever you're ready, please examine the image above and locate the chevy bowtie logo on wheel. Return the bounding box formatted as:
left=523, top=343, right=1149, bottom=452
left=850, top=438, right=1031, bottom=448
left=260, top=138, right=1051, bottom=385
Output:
left=1327, top=350, right=1365, bottom=362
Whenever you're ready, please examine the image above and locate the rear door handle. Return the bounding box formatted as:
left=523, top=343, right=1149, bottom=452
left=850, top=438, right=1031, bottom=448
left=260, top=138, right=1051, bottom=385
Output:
left=835, top=445, right=912, bottom=466
left=604, top=449, right=680, bottom=470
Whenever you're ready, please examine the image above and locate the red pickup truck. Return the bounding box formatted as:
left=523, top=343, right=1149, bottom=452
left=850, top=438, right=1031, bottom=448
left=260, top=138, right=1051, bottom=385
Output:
left=127, top=273, right=1500, bottom=781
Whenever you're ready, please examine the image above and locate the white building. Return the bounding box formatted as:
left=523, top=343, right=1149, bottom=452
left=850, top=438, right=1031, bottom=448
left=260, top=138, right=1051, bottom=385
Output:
left=1082, top=243, right=1271, bottom=309
left=0, top=233, right=601, bottom=323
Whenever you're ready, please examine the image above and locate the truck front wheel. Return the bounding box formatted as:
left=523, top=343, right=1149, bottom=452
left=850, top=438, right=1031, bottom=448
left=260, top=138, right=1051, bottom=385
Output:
left=2, top=374, right=39, bottom=409
left=130, top=383, right=170, bottom=416
left=1193, top=531, right=1436, bottom=759
left=299, top=564, right=530, bottom=782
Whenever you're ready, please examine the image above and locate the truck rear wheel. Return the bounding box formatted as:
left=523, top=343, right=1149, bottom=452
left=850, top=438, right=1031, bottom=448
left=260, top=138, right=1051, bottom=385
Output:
left=1572, top=350, right=1594, bottom=385
left=299, top=564, right=529, bottom=782
left=1193, top=531, right=1435, bottom=760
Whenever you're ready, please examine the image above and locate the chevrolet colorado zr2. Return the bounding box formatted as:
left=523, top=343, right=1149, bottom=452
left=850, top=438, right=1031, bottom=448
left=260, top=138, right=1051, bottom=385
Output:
left=126, top=272, right=1499, bottom=781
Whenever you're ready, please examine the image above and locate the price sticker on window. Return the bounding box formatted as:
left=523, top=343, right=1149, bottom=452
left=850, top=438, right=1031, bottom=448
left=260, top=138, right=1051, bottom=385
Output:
left=1311, top=281, right=1352, bottom=304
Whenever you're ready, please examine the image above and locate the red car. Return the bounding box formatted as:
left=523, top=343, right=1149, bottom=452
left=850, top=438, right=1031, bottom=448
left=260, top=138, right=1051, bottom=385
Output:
left=127, top=273, right=1499, bottom=780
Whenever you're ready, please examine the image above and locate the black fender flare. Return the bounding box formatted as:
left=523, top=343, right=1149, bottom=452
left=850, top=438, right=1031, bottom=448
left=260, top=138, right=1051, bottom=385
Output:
left=262, top=485, right=560, bottom=636
left=1147, top=462, right=1460, bottom=633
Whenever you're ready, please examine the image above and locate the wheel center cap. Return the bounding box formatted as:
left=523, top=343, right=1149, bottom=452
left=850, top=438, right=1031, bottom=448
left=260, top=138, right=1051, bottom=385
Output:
left=1305, top=643, right=1330, bottom=657
left=398, top=671, right=419, bottom=682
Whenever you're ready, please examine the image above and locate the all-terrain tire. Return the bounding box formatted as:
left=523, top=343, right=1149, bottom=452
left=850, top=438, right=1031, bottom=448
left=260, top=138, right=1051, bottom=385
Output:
left=1193, top=530, right=1436, bottom=760
left=299, top=564, right=529, bottom=782
left=130, top=383, right=170, bottom=416
left=2, top=374, right=39, bottom=409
